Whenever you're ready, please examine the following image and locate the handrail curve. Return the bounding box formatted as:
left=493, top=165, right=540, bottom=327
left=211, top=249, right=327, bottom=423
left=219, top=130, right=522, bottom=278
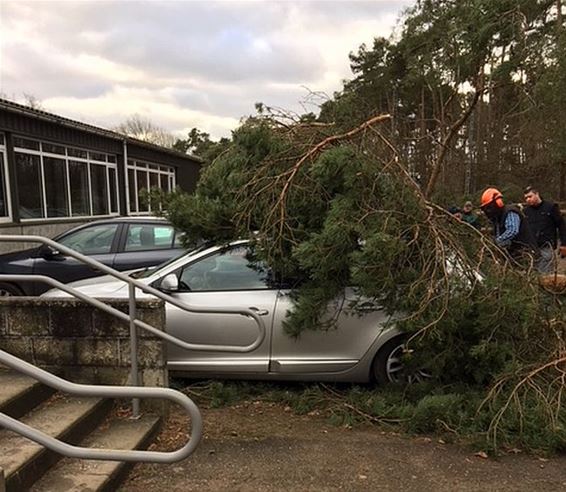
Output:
left=0, top=233, right=267, bottom=464
left=0, top=349, right=202, bottom=463
left=0, top=235, right=265, bottom=352
left=0, top=274, right=264, bottom=353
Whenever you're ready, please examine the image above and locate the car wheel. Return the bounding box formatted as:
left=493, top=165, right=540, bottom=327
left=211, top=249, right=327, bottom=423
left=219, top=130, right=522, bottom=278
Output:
left=0, top=282, right=23, bottom=297
left=372, top=336, right=431, bottom=385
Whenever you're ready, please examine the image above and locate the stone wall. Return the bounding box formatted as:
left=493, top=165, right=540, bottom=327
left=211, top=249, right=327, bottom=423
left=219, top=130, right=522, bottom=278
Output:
left=0, top=298, right=168, bottom=409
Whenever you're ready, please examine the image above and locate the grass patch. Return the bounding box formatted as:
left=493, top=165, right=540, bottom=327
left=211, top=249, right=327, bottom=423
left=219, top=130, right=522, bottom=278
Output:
left=177, top=378, right=566, bottom=455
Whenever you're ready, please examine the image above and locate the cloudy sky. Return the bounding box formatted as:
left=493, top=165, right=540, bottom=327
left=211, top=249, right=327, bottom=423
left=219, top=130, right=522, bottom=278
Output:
left=0, top=0, right=413, bottom=139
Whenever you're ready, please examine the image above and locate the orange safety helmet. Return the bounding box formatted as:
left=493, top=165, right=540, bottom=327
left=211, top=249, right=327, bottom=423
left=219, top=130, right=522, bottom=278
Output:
left=480, top=188, right=504, bottom=209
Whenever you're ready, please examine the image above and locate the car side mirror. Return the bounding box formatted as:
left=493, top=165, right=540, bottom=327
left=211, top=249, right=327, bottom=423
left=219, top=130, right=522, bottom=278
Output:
left=160, top=273, right=179, bottom=292
left=40, top=244, right=62, bottom=260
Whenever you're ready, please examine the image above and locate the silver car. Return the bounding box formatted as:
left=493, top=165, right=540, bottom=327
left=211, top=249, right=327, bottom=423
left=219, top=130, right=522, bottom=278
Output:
left=44, top=241, right=407, bottom=384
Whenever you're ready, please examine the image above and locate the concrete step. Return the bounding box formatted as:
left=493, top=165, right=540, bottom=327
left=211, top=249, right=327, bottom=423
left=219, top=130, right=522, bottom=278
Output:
left=0, top=395, right=112, bottom=492
left=31, top=414, right=161, bottom=492
left=0, top=372, right=55, bottom=419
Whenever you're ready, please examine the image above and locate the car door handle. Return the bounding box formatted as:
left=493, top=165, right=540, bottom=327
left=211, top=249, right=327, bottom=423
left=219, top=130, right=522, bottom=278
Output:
left=249, top=307, right=269, bottom=316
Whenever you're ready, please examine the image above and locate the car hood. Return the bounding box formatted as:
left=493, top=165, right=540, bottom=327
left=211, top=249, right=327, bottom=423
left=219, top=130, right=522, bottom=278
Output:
left=0, top=247, right=38, bottom=264
left=42, top=272, right=150, bottom=298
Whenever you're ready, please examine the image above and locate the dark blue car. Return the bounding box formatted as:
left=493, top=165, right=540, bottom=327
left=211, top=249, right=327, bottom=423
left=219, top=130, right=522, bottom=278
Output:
left=0, top=217, right=185, bottom=296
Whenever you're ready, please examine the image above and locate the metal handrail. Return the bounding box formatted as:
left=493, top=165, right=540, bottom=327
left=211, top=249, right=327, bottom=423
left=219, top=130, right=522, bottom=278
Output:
left=0, top=235, right=266, bottom=348
left=0, top=274, right=263, bottom=353
left=0, top=349, right=202, bottom=463
left=0, top=234, right=266, bottom=416
left=0, top=233, right=266, bottom=459
left=0, top=235, right=265, bottom=424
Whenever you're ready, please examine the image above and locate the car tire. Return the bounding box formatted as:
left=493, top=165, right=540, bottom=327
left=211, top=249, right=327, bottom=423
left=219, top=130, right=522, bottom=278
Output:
left=0, top=282, right=23, bottom=297
left=372, top=336, right=431, bottom=385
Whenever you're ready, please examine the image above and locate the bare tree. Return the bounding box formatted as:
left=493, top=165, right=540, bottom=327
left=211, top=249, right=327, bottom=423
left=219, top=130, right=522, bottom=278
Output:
left=113, top=114, right=176, bottom=148
left=22, top=93, right=44, bottom=110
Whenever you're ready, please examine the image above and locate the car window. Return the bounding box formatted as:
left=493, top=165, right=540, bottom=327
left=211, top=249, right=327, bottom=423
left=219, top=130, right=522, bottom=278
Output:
left=125, top=224, right=174, bottom=252
left=178, top=246, right=272, bottom=291
left=58, top=224, right=118, bottom=255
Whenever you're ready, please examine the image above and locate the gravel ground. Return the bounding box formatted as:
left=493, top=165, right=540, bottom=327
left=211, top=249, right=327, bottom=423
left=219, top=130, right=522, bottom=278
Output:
left=121, top=401, right=566, bottom=492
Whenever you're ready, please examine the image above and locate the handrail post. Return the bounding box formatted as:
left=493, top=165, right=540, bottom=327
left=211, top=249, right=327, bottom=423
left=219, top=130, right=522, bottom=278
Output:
left=129, top=283, right=140, bottom=418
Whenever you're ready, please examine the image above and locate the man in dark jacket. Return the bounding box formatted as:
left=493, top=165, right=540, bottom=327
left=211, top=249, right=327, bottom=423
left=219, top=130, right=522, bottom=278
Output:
left=480, top=188, right=538, bottom=266
left=523, top=186, right=566, bottom=273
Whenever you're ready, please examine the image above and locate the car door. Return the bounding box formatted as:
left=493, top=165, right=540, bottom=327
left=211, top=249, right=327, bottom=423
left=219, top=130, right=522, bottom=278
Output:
left=269, top=288, right=390, bottom=376
left=165, top=246, right=276, bottom=375
left=31, top=223, right=120, bottom=294
left=113, top=222, right=184, bottom=271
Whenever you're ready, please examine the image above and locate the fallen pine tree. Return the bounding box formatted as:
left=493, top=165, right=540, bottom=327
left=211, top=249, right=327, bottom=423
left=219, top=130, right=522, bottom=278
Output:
left=157, top=114, right=566, bottom=453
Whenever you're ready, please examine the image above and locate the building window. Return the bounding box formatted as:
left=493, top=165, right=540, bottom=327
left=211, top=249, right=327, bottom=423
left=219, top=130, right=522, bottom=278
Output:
left=69, top=160, right=91, bottom=217
left=127, top=159, right=175, bottom=214
left=0, top=133, right=11, bottom=221
left=44, top=156, right=69, bottom=217
left=90, top=163, right=109, bottom=216
left=13, top=137, right=119, bottom=220
left=15, top=153, right=43, bottom=219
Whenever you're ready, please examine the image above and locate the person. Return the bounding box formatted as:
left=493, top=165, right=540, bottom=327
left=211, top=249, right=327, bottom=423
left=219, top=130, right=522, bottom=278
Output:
left=480, top=187, right=538, bottom=265
left=448, top=206, right=462, bottom=220
left=523, top=186, right=566, bottom=273
left=461, top=201, right=479, bottom=229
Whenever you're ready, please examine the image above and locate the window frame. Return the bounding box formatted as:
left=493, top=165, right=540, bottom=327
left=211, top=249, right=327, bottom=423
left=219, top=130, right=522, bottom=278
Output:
left=13, top=137, right=119, bottom=222
left=43, top=154, right=69, bottom=218
left=0, top=134, right=12, bottom=223
left=56, top=222, right=122, bottom=256
left=127, top=159, right=176, bottom=215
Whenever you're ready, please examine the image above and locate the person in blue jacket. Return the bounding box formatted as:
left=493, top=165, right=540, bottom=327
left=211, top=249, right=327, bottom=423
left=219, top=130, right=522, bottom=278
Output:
left=480, top=188, right=538, bottom=266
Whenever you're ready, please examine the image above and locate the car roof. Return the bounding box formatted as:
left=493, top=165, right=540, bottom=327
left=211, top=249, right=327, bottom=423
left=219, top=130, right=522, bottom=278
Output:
left=69, top=216, right=170, bottom=228
left=91, top=216, right=169, bottom=224
left=53, top=216, right=172, bottom=240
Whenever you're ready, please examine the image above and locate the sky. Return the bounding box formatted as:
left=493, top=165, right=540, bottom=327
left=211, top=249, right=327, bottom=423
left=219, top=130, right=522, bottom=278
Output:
left=0, top=0, right=413, bottom=140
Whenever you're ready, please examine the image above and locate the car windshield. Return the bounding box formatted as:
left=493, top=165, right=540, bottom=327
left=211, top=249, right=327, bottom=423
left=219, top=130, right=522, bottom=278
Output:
left=130, top=241, right=213, bottom=279
left=129, top=266, right=157, bottom=279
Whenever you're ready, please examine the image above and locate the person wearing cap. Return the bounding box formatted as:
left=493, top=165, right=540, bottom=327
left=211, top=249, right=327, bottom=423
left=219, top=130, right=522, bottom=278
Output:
left=480, top=187, right=538, bottom=264
left=461, top=201, right=479, bottom=229
left=523, top=186, right=566, bottom=273
left=448, top=205, right=462, bottom=220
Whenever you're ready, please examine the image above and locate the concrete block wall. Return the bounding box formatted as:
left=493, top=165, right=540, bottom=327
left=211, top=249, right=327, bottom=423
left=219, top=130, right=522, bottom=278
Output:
left=0, top=298, right=168, bottom=409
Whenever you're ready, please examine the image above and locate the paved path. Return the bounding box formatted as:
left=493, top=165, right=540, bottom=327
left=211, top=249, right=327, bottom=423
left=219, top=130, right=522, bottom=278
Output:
left=121, top=401, right=566, bottom=492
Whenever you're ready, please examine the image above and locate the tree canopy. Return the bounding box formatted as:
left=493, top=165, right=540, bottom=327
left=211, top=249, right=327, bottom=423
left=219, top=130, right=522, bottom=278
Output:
left=320, top=0, right=566, bottom=202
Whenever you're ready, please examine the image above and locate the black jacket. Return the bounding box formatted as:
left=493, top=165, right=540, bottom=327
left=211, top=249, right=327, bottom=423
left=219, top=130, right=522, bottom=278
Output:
left=488, top=204, right=538, bottom=259
left=500, top=205, right=538, bottom=254
left=524, top=200, right=566, bottom=249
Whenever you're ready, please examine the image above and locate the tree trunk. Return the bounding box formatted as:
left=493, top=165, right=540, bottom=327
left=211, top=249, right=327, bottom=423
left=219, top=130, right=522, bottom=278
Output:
left=425, top=86, right=483, bottom=198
